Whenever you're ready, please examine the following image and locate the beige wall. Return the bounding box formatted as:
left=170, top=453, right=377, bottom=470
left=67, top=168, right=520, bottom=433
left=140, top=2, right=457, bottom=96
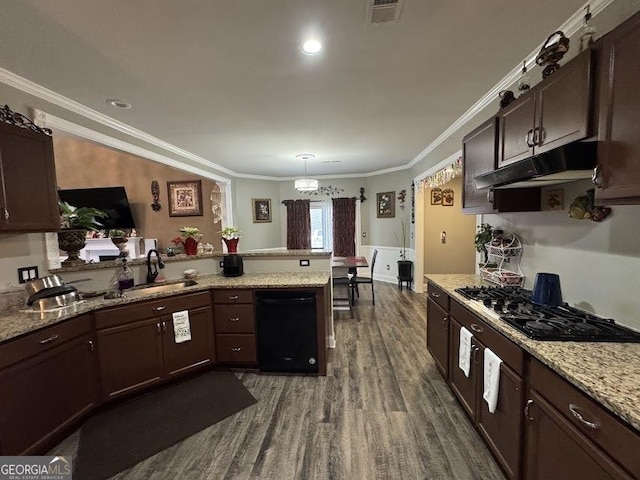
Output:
left=54, top=136, right=222, bottom=251
left=423, top=177, right=476, bottom=274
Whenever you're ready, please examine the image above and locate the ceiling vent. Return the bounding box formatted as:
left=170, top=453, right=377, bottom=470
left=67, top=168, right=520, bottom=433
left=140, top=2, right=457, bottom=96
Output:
left=367, top=0, right=404, bottom=25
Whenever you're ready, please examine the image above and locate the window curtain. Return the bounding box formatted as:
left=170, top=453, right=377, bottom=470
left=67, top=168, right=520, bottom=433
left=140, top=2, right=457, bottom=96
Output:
left=282, top=199, right=311, bottom=249
left=332, top=197, right=356, bottom=256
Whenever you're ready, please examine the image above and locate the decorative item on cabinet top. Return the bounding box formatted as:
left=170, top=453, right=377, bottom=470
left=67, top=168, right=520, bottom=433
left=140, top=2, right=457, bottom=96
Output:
left=536, top=30, right=570, bottom=78
left=0, top=104, right=51, bottom=135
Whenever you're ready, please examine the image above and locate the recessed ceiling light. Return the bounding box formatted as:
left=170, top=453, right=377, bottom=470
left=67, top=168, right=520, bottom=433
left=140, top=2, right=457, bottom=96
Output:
left=295, top=153, right=316, bottom=160
left=301, top=39, right=323, bottom=56
left=105, top=98, right=132, bottom=109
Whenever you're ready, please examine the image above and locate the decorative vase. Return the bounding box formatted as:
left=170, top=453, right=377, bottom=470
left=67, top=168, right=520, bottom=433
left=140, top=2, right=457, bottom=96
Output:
left=58, top=229, right=88, bottom=266
left=184, top=237, right=199, bottom=256
left=110, top=237, right=128, bottom=255
left=223, top=237, right=239, bottom=254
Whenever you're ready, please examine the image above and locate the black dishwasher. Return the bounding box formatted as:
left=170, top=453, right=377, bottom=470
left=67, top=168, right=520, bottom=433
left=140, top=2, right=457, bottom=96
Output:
left=255, top=291, right=318, bottom=373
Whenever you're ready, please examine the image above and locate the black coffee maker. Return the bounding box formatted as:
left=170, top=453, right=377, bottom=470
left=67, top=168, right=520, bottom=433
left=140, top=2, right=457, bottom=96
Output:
left=222, top=255, right=244, bottom=277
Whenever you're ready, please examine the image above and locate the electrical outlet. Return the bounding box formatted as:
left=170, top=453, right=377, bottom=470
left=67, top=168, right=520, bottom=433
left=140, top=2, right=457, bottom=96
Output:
left=299, top=259, right=310, bottom=267
left=219, top=261, right=224, bottom=268
left=386, top=264, right=390, bottom=270
left=362, top=232, right=367, bottom=238
left=18, top=266, right=39, bottom=284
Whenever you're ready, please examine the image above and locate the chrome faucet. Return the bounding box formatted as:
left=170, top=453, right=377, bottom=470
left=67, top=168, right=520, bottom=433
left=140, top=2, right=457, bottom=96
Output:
left=146, top=249, right=165, bottom=284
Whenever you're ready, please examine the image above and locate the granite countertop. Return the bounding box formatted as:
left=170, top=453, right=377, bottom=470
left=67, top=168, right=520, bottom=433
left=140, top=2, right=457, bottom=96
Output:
left=426, top=274, right=640, bottom=434
left=0, top=271, right=330, bottom=344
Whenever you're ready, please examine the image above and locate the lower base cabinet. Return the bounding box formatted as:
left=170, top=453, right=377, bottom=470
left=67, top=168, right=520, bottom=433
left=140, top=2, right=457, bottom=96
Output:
left=0, top=315, right=98, bottom=455
left=95, top=293, right=214, bottom=400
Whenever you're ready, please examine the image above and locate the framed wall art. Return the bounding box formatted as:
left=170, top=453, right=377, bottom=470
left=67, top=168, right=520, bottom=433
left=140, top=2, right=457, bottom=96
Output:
left=543, top=188, right=564, bottom=211
left=252, top=198, right=272, bottom=223
left=377, top=192, right=395, bottom=218
left=167, top=180, right=203, bottom=217
left=430, top=188, right=442, bottom=205
left=442, top=188, right=454, bottom=206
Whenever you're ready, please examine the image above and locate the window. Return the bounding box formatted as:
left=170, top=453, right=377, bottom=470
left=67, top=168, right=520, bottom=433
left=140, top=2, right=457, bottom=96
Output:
left=310, top=201, right=332, bottom=251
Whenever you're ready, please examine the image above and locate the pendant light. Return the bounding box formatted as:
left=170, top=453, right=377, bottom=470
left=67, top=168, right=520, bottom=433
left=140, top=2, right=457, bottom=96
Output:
left=294, top=154, right=319, bottom=191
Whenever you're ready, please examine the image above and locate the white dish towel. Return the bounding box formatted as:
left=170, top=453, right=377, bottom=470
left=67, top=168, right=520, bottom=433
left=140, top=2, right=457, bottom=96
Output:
left=458, top=326, right=472, bottom=377
left=483, top=348, right=503, bottom=414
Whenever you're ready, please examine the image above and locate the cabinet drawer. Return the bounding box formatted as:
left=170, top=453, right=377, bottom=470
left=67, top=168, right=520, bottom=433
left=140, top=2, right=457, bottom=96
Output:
left=215, top=334, right=256, bottom=363
left=212, top=289, right=253, bottom=304
left=0, top=314, right=92, bottom=370
left=450, top=300, right=525, bottom=375
left=530, top=358, right=640, bottom=477
left=95, top=292, right=211, bottom=329
left=214, top=305, right=255, bottom=333
left=427, top=282, right=449, bottom=311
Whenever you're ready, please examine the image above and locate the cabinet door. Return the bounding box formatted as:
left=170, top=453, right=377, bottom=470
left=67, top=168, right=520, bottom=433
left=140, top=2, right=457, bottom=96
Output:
left=498, top=94, right=535, bottom=167
left=0, top=123, right=59, bottom=231
left=97, top=318, right=164, bottom=400
left=162, top=305, right=214, bottom=378
left=476, top=351, right=524, bottom=480
left=524, top=390, right=631, bottom=480
left=448, top=317, right=478, bottom=419
left=535, top=50, right=592, bottom=155
left=595, top=12, right=640, bottom=203
left=426, top=298, right=449, bottom=379
left=462, top=118, right=497, bottom=213
left=0, top=333, right=98, bottom=455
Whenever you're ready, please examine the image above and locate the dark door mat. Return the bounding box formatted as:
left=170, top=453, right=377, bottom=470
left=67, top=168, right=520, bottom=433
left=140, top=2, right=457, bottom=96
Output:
left=73, top=370, right=256, bottom=480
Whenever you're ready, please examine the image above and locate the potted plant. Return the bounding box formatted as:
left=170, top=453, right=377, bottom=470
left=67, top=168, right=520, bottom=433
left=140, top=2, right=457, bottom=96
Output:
left=220, top=227, right=242, bottom=254
left=58, top=201, right=108, bottom=266
left=475, top=223, right=495, bottom=266
left=172, top=226, right=202, bottom=256
left=396, top=216, right=413, bottom=289
left=108, top=229, right=129, bottom=253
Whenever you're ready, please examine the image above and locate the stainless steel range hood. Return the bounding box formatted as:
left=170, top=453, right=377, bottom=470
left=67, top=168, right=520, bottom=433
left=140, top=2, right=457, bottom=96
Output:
left=473, top=142, right=597, bottom=190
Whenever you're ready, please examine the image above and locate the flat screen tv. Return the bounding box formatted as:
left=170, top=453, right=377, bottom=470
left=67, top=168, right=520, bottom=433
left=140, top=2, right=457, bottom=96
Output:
left=58, top=186, right=137, bottom=229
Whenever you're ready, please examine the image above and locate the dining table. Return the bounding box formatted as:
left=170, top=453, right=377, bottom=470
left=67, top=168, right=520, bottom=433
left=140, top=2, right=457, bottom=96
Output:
left=331, top=256, right=369, bottom=269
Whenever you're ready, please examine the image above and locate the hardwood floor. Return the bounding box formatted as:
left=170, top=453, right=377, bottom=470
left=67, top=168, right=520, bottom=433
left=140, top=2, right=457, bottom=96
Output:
left=53, top=282, right=505, bottom=479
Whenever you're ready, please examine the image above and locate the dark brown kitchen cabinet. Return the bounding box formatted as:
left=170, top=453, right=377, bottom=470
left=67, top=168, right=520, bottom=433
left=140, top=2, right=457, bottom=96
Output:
left=212, top=289, right=257, bottom=365
left=426, top=282, right=449, bottom=379
left=525, top=359, right=640, bottom=479
left=0, top=315, right=98, bottom=455
left=498, top=49, right=593, bottom=167
left=462, top=117, right=541, bottom=214
left=95, top=292, right=214, bottom=400
left=448, top=300, right=525, bottom=480
left=594, top=11, right=640, bottom=204
left=0, top=121, right=59, bottom=231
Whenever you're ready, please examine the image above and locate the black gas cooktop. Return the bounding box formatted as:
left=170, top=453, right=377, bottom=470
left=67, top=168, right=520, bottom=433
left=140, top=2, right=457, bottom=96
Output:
left=455, top=286, right=640, bottom=342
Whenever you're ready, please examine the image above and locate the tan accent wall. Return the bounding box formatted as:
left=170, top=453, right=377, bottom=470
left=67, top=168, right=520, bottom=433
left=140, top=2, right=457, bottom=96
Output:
left=423, top=176, right=476, bottom=274
left=53, top=135, right=221, bottom=251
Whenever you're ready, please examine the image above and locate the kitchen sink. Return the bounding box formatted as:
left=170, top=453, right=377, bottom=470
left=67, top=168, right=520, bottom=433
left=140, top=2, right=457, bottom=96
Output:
left=104, top=279, right=199, bottom=300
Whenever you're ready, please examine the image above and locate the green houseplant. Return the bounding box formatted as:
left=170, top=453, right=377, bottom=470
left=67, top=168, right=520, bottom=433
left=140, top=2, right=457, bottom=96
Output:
left=474, top=223, right=494, bottom=265
left=172, top=226, right=203, bottom=255
left=58, top=201, right=108, bottom=266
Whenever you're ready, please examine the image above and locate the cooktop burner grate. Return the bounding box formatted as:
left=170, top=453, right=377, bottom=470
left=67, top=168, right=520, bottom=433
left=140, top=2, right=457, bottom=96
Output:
left=455, top=286, right=640, bottom=342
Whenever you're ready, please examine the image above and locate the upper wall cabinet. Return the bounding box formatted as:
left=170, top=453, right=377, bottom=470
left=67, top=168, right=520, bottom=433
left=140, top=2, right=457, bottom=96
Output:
left=498, top=49, right=593, bottom=168
left=0, top=109, right=59, bottom=232
left=462, top=117, right=540, bottom=214
left=594, top=11, right=640, bottom=205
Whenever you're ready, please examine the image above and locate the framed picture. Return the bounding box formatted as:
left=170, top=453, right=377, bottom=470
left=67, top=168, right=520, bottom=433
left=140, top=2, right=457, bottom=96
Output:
left=252, top=198, right=272, bottom=223
left=167, top=180, right=203, bottom=217
left=543, top=188, right=564, bottom=211
left=430, top=188, right=442, bottom=205
left=442, top=188, right=454, bottom=206
left=377, top=191, right=395, bottom=218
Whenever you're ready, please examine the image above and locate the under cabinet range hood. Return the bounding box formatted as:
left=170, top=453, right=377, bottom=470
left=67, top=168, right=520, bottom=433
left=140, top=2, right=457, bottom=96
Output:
left=474, top=142, right=597, bottom=189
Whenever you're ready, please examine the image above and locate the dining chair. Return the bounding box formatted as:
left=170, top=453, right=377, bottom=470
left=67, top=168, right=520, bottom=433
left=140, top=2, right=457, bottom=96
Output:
left=352, top=249, right=377, bottom=305
left=332, top=267, right=354, bottom=318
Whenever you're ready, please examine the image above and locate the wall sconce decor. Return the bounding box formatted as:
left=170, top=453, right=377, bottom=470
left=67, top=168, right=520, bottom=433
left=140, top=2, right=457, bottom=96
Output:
left=151, top=180, right=161, bottom=211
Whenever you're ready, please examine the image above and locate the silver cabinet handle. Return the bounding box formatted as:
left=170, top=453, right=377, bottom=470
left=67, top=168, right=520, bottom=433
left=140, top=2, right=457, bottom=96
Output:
left=231, top=347, right=242, bottom=352
left=592, top=165, right=603, bottom=187
left=228, top=295, right=239, bottom=300
left=162, top=321, right=167, bottom=332
left=525, top=129, right=535, bottom=147
left=536, top=127, right=544, bottom=145
left=470, top=323, right=483, bottom=333
left=471, top=346, right=480, bottom=363
left=486, top=189, right=494, bottom=203
left=229, top=317, right=240, bottom=322
left=154, top=305, right=166, bottom=312
left=569, top=404, right=599, bottom=430
left=88, top=340, right=95, bottom=351
left=431, top=292, right=440, bottom=298
left=524, top=399, right=534, bottom=421
left=442, top=316, right=448, bottom=327
left=39, top=334, right=59, bottom=345
left=3, top=209, right=8, bottom=220
left=156, top=322, right=161, bottom=334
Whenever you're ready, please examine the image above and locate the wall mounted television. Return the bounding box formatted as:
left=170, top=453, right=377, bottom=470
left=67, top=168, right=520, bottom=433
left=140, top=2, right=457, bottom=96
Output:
left=58, top=186, right=137, bottom=229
